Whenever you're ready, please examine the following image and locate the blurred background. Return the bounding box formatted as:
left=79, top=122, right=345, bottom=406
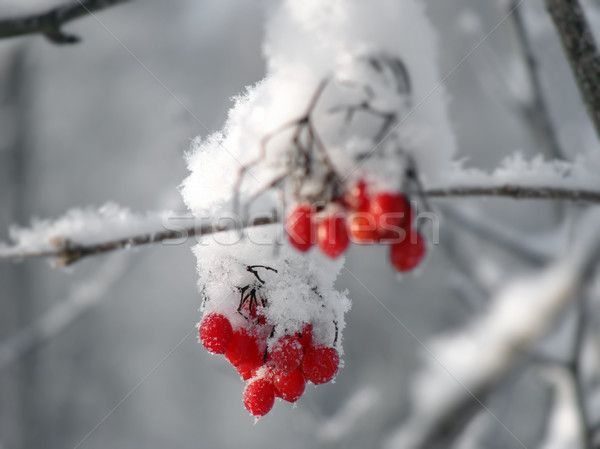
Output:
left=0, top=1, right=597, bottom=448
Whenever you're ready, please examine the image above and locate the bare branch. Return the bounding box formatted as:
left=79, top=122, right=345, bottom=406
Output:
left=423, top=185, right=600, bottom=202
left=545, top=0, right=600, bottom=139
left=0, top=0, right=131, bottom=44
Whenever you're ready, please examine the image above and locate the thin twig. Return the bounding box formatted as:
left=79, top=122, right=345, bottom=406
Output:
left=545, top=0, right=600, bottom=139
left=0, top=0, right=130, bottom=44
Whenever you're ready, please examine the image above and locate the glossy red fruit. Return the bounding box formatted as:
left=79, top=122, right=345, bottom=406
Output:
left=225, top=328, right=263, bottom=367
left=348, top=212, right=380, bottom=244
left=345, top=179, right=370, bottom=212
left=297, top=323, right=313, bottom=353
left=199, top=314, right=233, bottom=354
left=243, top=377, right=275, bottom=417
left=389, top=231, right=426, bottom=272
left=317, top=214, right=349, bottom=259
left=370, top=192, right=410, bottom=240
left=269, top=336, right=303, bottom=373
left=286, top=205, right=315, bottom=252
left=274, top=368, right=306, bottom=403
left=237, top=359, right=264, bottom=381
left=302, top=346, right=339, bottom=385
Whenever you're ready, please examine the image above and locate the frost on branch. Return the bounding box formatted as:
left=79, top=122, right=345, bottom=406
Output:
left=0, top=203, right=169, bottom=260
left=438, top=151, right=600, bottom=192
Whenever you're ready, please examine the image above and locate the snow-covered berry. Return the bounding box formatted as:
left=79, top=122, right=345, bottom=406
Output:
left=269, top=335, right=303, bottom=373
left=274, top=368, right=306, bottom=403
left=243, top=377, right=276, bottom=417
left=225, top=328, right=263, bottom=367
left=199, top=314, right=233, bottom=355
left=302, top=346, right=339, bottom=385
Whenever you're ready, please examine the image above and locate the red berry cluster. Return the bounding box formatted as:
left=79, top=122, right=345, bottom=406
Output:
left=286, top=180, right=426, bottom=272
left=199, top=314, right=339, bottom=417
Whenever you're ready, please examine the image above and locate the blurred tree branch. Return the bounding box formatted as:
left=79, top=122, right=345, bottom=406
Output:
left=545, top=0, right=600, bottom=139
left=511, top=0, right=565, bottom=160
left=0, top=0, right=131, bottom=44
left=387, top=208, right=600, bottom=449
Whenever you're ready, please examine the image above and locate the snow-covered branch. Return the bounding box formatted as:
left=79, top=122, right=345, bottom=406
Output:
left=0, top=206, right=279, bottom=266
left=545, top=0, right=600, bottom=139
left=0, top=0, right=130, bottom=44
left=2, top=184, right=600, bottom=266
left=384, top=207, right=600, bottom=449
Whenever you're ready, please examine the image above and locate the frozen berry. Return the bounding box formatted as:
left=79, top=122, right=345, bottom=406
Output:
left=302, top=346, right=339, bottom=385
left=317, top=214, right=349, bottom=259
left=286, top=205, right=315, bottom=252
left=297, top=323, right=313, bottom=353
left=348, top=212, right=380, bottom=244
left=269, top=335, right=303, bottom=373
left=199, top=314, right=233, bottom=354
left=370, top=192, right=410, bottom=240
left=243, top=377, right=275, bottom=417
left=389, top=230, right=426, bottom=272
left=345, top=179, right=370, bottom=211
left=237, top=360, right=264, bottom=381
left=225, top=328, right=262, bottom=367
left=274, top=368, right=306, bottom=403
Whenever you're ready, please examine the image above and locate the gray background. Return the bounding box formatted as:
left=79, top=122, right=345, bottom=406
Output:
left=0, top=1, right=596, bottom=448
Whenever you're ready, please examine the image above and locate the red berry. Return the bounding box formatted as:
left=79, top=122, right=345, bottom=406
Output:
left=302, top=346, right=339, bottom=384
left=225, top=328, right=263, bottom=367
left=269, top=335, right=303, bottom=373
left=317, top=214, right=349, bottom=259
left=370, top=192, right=410, bottom=240
left=389, top=231, right=426, bottom=272
left=345, top=179, right=370, bottom=211
left=348, top=212, right=380, bottom=244
left=199, top=314, right=233, bottom=354
left=237, top=359, right=264, bottom=381
left=274, top=368, right=306, bottom=403
left=286, top=205, right=315, bottom=252
left=297, top=323, right=313, bottom=353
left=243, top=377, right=275, bottom=417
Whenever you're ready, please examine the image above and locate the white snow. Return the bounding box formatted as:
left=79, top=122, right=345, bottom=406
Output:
left=181, top=0, right=455, bottom=217
left=0, top=203, right=171, bottom=258
left=196, top=225, right=350, bottom=351
left=434, top=151, right=600, bottom=191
